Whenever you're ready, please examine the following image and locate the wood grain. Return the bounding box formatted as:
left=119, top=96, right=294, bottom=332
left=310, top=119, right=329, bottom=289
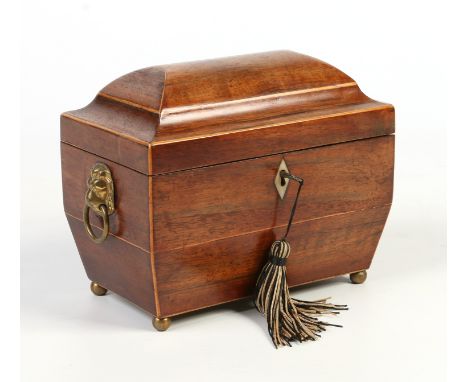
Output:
left=60, top=112, right=150, bottom=174
left=98, top=51, right=355, bottom=116
left=61, top=51, right=394, bottom=175
left=100, top=66, right=165, bottom=113
left=153, top=135, right=394, bottom=252
left=67, top=215, right=156, bottom=314
left=61, top=143, right=150, bottom=251
left=155, top=204, right=391, bottom=317
left=151, top=105, right=394, bottom=174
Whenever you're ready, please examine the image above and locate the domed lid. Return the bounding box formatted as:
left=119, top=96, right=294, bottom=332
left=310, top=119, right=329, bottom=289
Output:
left=61, top=51, right=394, bottom=174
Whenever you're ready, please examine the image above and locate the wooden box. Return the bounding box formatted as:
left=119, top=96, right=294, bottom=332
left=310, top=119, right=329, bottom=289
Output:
left=61, top=51, right=394, bottom=330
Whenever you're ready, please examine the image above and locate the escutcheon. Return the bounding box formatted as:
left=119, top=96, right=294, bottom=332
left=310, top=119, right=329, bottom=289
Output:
left=274, top=159, right=290, bottom=199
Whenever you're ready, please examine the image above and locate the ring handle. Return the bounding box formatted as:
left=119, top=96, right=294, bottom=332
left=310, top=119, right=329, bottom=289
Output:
left=83, top=204, right=109, bottom=244
left=82, top=163, right=115, bottom=244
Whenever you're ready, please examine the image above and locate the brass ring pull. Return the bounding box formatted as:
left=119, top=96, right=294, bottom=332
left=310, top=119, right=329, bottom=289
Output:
left=83, top=163, right=115, bottom=244
left=83, top=204, right=109, bottom=244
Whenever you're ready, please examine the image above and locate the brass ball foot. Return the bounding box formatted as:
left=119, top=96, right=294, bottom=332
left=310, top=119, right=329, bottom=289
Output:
left=90, top=281, right=108, bottom=296
left=152, top=317, right=171, bottom=331
left=350, top=270, right=367, bottom=284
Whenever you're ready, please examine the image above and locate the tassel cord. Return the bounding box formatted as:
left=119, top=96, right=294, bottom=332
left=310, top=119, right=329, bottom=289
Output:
left=254, top=170, right=347, bottom=347
left=280, top=171, right=304, bottom=240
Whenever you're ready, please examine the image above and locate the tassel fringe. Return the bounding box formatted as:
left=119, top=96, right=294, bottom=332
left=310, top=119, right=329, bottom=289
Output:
left=255, top=240, right=348, bottom=348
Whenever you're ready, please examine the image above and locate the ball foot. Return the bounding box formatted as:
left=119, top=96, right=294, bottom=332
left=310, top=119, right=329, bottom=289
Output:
left=152, top=317, right=171, bottom=331
left=90, top=281, right=108, bottom=296
left=350, top=270, right=367, bottom=284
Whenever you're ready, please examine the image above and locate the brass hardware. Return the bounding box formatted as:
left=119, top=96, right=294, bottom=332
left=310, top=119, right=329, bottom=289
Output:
left=83, top=163, right=115, bottom=244
left=274, top=159, right=290, bottom=199
left=90, top=281, right=108, bottom=296
left=152, top=317, right=171, bottom=331
left=350, top=270, right=367, bottom=284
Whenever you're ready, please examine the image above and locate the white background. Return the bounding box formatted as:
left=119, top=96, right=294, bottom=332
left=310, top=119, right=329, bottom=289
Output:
left=19, top=1, right=452, bottom=381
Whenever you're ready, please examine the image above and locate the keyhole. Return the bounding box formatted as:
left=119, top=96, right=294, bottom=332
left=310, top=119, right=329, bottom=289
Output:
left=280, top=170, right=288, bottom=186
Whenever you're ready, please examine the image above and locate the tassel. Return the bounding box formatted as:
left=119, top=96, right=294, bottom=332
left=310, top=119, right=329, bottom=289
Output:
left=254, top=171, right=347, bottom=348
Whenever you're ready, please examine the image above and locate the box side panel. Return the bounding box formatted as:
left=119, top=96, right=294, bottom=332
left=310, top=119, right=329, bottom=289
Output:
left=61, top=143, right=150, bottom=250
left=153, top=135, right=394, bottom=252
left=61, top=143, right=157, bottom=315
left=153, top=135, right=394, bottom=317
left=156, top=205, right=390, bottom=317
left=66, top=215, right=156, bottom=314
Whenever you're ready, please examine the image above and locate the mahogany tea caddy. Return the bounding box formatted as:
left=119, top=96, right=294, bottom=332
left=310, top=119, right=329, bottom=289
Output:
left=61, top=51, right=394, bottom=330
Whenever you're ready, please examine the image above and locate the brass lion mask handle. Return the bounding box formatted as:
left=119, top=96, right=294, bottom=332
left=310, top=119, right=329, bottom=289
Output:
left=83, top=163, right=115, bottom=244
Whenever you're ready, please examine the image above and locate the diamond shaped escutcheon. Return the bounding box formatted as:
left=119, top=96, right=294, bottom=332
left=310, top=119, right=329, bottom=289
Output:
left=274, top=159, right=290, bottom=199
